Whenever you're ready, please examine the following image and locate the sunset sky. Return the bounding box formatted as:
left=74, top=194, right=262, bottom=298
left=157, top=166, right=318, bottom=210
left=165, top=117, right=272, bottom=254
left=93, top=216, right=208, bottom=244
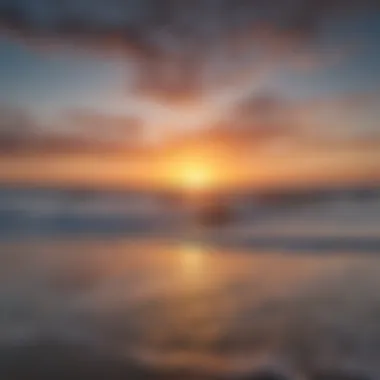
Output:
left=0, top=0, right=379, bottom=189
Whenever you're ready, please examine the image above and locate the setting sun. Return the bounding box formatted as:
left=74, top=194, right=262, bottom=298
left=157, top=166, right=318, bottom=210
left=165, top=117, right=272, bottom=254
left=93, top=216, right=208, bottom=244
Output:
left=179, top=164, right=212, bottom=191
left=158, top=147, right=223, bottom=192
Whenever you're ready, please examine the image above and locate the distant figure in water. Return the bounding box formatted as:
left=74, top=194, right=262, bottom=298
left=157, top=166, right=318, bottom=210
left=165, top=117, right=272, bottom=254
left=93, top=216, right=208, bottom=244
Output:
left=196, top=197, right=233, bottom=227
left=241, top=370, right=290, bottom=380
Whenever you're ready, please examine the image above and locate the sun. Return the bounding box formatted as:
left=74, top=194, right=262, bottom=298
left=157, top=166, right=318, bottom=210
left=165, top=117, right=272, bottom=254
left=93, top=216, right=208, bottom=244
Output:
left=163, top=159, right=214, bottom=192
left=160, top=149, right=222, bottom=192
left=180, top=165, right=211, bottom=191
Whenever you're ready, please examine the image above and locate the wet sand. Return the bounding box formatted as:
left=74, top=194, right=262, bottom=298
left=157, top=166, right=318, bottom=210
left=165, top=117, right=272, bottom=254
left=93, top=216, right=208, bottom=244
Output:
left=1, top=239, right=380, bottom=379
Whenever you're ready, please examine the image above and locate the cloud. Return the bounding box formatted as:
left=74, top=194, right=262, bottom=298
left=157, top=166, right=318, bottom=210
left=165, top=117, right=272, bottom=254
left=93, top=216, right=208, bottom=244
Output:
left=1, top=0, right=379, bottom=103
left=189, top=91, right=380, bottom=150
left=284, top=92, right=380, bottom=142
left=0, top=104, right=146, bottom=153
left=0, top=104, right=38, bottom=150
left=65, top=108, right=144, bottom=143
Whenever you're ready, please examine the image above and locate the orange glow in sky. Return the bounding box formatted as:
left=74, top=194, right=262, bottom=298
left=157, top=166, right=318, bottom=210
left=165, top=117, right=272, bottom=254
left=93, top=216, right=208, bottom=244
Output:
left=159, top=147, right=225, bottom=192
left=178, top=164, right=213, bottom=192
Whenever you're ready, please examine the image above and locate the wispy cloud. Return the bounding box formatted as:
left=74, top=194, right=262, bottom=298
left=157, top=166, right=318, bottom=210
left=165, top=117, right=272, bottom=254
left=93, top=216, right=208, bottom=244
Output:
left=0, top=0, right=378, bottom=104
left=0, top=104, right=145, bottom=153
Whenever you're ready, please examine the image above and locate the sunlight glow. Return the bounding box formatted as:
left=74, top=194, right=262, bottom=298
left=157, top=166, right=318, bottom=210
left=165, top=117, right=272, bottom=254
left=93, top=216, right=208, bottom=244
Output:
left=179, top=242, right=206, bottom=281
left=161, top=150, right=219, bottom=192
left=180, top=164, right=212, bottom=191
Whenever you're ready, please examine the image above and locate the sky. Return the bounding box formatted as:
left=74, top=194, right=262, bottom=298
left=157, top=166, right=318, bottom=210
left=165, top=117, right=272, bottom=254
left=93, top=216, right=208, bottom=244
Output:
left=0, top=0, right=379, bottom=189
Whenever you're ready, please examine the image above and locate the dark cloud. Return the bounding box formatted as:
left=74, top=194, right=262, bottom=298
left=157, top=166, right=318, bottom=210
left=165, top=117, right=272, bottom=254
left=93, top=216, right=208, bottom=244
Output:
left=0, top=0, right=379, bottom=102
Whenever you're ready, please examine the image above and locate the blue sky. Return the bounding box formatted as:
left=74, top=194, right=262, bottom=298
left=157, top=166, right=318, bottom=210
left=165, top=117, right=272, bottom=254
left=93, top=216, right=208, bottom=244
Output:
left=0, top=7, right=379, bottom=139
left=0, top=40, right=126, bottom=116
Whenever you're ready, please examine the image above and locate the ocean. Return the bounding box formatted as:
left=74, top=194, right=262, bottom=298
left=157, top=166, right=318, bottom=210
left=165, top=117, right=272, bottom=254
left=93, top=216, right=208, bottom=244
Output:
left=0, top=187, right=379, bottom=379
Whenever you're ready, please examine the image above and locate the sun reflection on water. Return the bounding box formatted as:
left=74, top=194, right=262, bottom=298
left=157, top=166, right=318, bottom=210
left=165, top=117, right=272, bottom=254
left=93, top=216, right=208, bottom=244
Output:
left=178, top=242, right=207, bottom=284
left=3, top=240, right=380, bottom=378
